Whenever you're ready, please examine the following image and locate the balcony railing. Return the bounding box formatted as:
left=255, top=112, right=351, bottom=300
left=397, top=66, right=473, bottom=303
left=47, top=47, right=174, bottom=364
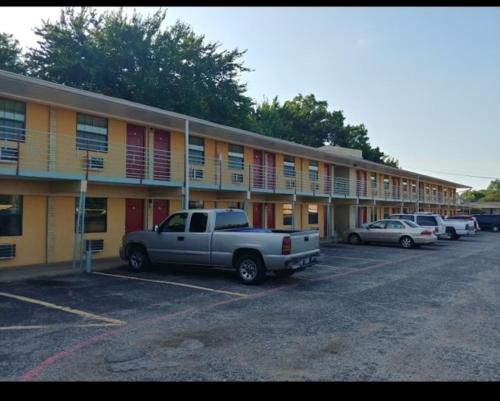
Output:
left=0, top=125, right=458, bottom=204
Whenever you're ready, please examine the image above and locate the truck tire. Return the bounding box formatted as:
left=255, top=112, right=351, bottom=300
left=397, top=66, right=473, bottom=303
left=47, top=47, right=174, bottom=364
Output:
left=128, top=246, right=151, bottom=272
left=446, top=227, right=459, bottom=240
left=274, top=270, right=295, bottom=278
left=235, top=253, right=266, bottom=285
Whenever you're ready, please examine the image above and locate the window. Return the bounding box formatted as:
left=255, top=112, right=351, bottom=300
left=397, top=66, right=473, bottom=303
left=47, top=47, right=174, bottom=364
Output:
left=0, top=195, right=22, bottom=236
left=308, top=161, right=319, bottom=181
left=189, top=136, right=205, bottom=165
left=412, top=183, right=417, bottom=193
left=228, top=202, right=243, bottom=209
left=371, top=174, right=377, bottom=189
left=404, top=220, right=419, bottom=228
left=402, top=179, right=408, bottom=192
left=425, top=185, right=430, bottom=195
left=160, top=213, right=188, bottom=232
left=214, top=211, right=249, bottom=230
left=228, top=144, right=244, bottom=170
left=383, top=176, right=390, bottom=190
left=383, top=208, right=390, bottom=219
left=284, top=156, right=295, bottom=177
left=0, top=98, right=26, bottom=142
left=188, top=200, right=204, bottom=209
left=283, top=203, right=293, bottom=226
left=76, top=114, right=108, bottom=152
left=369, top=221, right=386, bottom=229
left=308, top=204, right=318, bottom=225
left=75, top=197, right=107, bottom=233
left=386, top=220, right=404, bottom=229
left=189, top=213, right=208, bottom=232
left=416, top=216, right=437, bottom=226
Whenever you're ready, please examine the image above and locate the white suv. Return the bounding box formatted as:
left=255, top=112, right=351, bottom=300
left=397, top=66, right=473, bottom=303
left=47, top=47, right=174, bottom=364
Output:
left=389, top=213, right=447, bottom=238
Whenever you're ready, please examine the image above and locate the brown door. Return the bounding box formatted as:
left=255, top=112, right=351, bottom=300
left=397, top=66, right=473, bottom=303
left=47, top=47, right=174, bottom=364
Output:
left=153, top=199, right=169, bottom=226
left=253, top=150, right=263, bottom=188
left=266, top=153, right=276, bottom=190
left=126, top=124, right=145, bottom=179
left=154, top=130, right=170, bottom=181
left=266, top=203, right=275, bottom=229
left=125, top=199, right=144, bottom=233
left=253, top=203, right=263, bottom=228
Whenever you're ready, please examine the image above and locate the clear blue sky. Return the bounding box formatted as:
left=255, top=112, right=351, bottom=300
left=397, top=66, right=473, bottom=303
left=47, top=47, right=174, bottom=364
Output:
left=3, top=7, right=500, bottom=190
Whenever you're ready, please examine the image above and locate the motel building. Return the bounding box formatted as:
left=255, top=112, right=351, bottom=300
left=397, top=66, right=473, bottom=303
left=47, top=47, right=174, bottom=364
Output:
left=0, top=69, right=469, bottom=268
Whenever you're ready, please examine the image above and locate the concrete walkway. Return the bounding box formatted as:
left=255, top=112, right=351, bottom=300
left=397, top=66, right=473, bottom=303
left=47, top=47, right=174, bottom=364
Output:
left=0, top=257, right=124, bottom=283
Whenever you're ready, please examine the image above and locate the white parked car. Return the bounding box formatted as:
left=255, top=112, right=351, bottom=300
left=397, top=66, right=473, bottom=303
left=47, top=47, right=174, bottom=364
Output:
left=389, top=213, right=447, bottom=238
left=442, top=217, right=475, bottom=239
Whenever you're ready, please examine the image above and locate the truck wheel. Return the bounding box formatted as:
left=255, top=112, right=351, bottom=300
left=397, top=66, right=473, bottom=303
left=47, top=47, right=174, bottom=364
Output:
left=236, top=253, right=266, bottom=285
left=493, top=226, right=499, bottom=232
left=128, top=247, right=151, bottom=272
left=274, top=270, right=295, bottom=278
left=400, top=236, right=414, bottom=249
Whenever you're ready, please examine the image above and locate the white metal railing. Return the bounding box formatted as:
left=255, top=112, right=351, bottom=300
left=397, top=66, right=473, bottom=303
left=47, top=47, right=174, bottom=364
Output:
left=0, top=124, right=459, bottom=204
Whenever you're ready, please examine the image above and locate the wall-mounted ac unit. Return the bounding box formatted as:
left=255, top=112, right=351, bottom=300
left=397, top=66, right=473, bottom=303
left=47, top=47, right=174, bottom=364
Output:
left=232, top=173, right=244, bottom=184
left=190, top=167, right=204, bottom=180
left=0, top=147, right=18, bottom=163
left=286, top=179, right=296, bottom=189
left=85, top=156, right=104, bottom=170
left=85, top=239, right=104, bottom=253
left=0, top=244, right=16, bottom=259
left=310, top=182, right=320, bottom=192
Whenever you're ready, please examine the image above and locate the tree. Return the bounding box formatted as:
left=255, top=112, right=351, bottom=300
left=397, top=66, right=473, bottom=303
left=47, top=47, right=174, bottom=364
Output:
left=462, top=179, right=500, bottom=202
left=25, top=7, right=254, bottom=128
left=0, top=32, right=26, bottom=74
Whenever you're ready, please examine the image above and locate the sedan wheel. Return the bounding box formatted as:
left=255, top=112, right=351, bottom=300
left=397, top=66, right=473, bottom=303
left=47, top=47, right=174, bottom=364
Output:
left=400, top=236, right=414, bottom=249
left=348, top=234, right=362, bottom=245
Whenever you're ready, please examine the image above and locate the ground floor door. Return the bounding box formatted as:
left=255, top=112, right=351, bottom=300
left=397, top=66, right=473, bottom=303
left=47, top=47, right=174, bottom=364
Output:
left=253, top=203, right=263, bottom=228
left=153, top=199, right=169, bottom=226
left=358, top=207, right=368, bottom=227
left=125, top=198, right=145, bottom=233
left=266, top=203, right=275, bottom=229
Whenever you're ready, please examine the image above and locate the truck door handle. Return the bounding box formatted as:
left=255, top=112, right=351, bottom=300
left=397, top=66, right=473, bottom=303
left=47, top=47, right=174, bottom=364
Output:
left=304, top=236, right=309, bottom=241
left=177, top=236, right=184, bottom=241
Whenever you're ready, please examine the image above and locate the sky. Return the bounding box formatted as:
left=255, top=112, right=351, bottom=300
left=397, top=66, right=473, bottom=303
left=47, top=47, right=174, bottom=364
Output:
left=2, top=6, right=500, bottom=190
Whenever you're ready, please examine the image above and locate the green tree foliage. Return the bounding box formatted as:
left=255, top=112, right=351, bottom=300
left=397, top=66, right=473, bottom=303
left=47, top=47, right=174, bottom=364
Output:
left=0, top=32, right=26, bottom=74
left=462, top=179, right=500, bottom=202
left=25, top=7, right=254, bottom=128
left=251, top=95, right=398, bottom=166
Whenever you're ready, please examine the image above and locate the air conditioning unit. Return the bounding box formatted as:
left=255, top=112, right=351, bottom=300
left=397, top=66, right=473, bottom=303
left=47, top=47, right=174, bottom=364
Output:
left=286, top=179, right=296, bottom=189
left=310, top=182, right=320, bottom=192
left=0, top=244, right=16, bottom=259
left=190, top=167, right=204, bottom=180
left=85, top=239, right=104, bottom=253
left=0, top=147, right=18, bottom=163
left=85, top=156, right=104, bottom=170
left=232, top=173, right=244, bottom=184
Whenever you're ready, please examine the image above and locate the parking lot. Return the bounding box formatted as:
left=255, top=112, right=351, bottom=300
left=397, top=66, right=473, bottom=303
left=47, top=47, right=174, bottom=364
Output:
left=1, top=232, right=499, bottom=381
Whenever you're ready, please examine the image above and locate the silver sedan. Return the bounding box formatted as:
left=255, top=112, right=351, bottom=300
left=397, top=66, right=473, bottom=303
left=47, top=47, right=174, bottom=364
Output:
left=347, top=219, right=438, bottom=249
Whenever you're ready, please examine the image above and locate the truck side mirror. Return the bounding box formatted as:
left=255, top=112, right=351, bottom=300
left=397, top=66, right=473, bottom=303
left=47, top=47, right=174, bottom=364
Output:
left=153, top=224, right=159, bottom=232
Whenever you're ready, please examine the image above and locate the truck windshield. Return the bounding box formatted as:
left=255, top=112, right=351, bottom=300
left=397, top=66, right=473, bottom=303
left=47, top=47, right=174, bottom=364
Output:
left=214, top=211, right=249, bottom=230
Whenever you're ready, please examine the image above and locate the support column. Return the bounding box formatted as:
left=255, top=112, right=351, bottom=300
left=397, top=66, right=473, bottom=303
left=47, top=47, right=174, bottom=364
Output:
left=46, top=196, right=56, bottom=263
left=72, top=180, right=87, bottom=269
left=291, top=194, right=297, bottom=230
left=183, top=119, right=190, bottom=209
left=48, top=107, right=57, bottom=172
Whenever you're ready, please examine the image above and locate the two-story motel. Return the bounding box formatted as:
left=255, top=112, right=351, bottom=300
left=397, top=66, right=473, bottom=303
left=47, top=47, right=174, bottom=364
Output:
left=0, top=69, right=469, bottom=268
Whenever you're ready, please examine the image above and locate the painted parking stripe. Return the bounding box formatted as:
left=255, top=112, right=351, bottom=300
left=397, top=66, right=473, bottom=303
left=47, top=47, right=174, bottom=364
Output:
left=0, top=323, right=119, bottom=331
left=0, top=292, right=125, bottom=326
left=92, top=272, right=247, bottom=298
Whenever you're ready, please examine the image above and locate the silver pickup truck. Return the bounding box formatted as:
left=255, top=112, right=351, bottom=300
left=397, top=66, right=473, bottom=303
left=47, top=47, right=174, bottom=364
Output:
left=120, top=209, right=320, bottom=284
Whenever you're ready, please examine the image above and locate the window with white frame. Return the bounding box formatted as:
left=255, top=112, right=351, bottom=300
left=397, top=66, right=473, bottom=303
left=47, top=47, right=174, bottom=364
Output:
left=76, top=113, right=108, bottom=152
left=402, top=179, right=408, bottom=192
left=308, top=160, right=319, bottom=181
left=308, top=204, right=318, bottom=225
left=383, top=176, right=390, bottom=190
left=0, top=98, right=26, bottom=142
left=370, top=174, right=377, bottom=189
left=284, top=156, right=295, bottom=177
left=189, top=136, right=205, bottom=165
left=228, top=144, right=244, bottom=170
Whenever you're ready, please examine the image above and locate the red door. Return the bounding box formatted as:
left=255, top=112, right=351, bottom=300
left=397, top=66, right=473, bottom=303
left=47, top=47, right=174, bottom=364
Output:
left=358, top=207, right=367, bottom=227
left=392, top=177, right=400, bottom=199
left=265, top=203, right=275, bottom=229
left=127, top=124, right=145, bottom=179
left=324, top=164, right=331, bottom=194
left=253, top=203, right=263, bottom=228
left=125, top=199, right=144, bottom=233
left=154, top=130, right=170, bottom=181
left=266, top=153, right=275, bottom=190
left=153, top=199, right=169, bottom=226
left=253, top=150, right=263, bottom=188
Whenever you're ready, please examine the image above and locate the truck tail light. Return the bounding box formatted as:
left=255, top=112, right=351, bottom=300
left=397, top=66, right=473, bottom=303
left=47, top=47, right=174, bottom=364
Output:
left=282, top=236, right=291, bottom=255
left=421, top=230, right=432, bottom=236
